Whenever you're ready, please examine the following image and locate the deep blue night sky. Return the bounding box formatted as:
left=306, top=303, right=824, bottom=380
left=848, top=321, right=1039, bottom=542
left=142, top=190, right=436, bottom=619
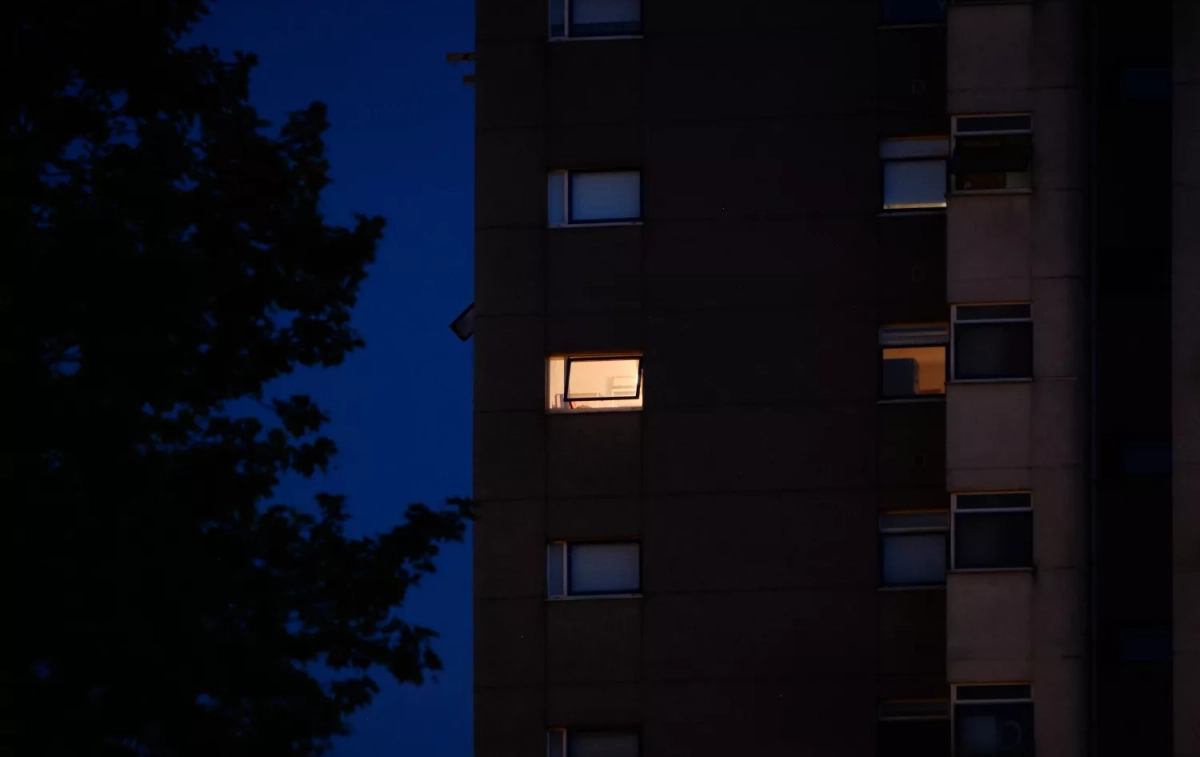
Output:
left=192, top=1, right=476, bottom=754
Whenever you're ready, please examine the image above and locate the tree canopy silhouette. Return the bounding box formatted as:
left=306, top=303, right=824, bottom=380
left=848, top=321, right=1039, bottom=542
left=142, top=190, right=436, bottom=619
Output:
left=4, top=2, right=470, bottom=755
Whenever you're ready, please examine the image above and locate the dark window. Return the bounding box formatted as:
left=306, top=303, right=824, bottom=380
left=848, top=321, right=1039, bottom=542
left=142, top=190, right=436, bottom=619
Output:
left=882, top=0, right=946, bottom=24
left=953, top=493, right=1033, bottom=570
left=880, top=512, right=948, bottom=586
left=953, top=304, right=1032, bottom=381
left=879, top=700, right=950, bottom=757
left=549, top=0, right=641, bottom=39
left=954, top=702, right=1034, bottom=757
left=952, top=115, right=1033, bottom=192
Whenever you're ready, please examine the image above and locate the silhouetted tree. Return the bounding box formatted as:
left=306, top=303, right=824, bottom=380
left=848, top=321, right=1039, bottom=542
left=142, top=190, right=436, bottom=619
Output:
left=3, top=3, right=470, bottom=755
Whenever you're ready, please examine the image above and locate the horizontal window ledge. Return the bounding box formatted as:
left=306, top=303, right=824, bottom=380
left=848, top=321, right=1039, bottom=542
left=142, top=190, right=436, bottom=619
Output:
left=877, top=584, right=947, bottom=592
left=548, top=220, right=644, bottom=229
left=546, top=407, right=643, bottom=415
left=877, top=209, right=946, bottom=218
left=949, top=567, right=1033, bottom=575
left=548, top=35, right=644, bottom=42
left=949, top=378, right=1033, bottom=385
left=950, top=189, right=1033, bottom=197
left=878, top=396, right=947, bottom=405
left=877, top=23, right=947, bottom=30
left=547, top=593, right=642, bottom=602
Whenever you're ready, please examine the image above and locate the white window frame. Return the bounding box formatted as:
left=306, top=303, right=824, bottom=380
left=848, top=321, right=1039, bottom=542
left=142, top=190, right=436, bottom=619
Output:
left=950, top=303, right=1033, bottom=383
left=548, top=0, right=644, bottom=42
left=879, top=323, right=950, bottom=402
left=547, top=728, right=642, bottom=757
left=547, top=170, right=643, bottom=227
left=880, top=136, right=949, bottom=211
left=950, top=492, right=1034, bottom=572
left=547, top=354, right=644, bottom=413
left=950, top=113, right=1033, bottom=195
left=547, top=540, right=642, bottom=600
left=950, top=684, right=1034, bottom=757
left=879, top=511, right=949, bottom=589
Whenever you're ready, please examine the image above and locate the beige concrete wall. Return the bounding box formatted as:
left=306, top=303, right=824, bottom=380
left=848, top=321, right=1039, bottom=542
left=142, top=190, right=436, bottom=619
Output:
left=1176, top=2, right=1200, bottom=755
left=945, top=3, right=1087, bottom=757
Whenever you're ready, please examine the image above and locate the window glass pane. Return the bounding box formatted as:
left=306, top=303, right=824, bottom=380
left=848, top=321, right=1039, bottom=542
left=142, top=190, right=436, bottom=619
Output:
left=546, top=544, right=565, bottom=597
left=955, top=702, right=1034, bottom=757
left=954, top=135, right=1033, bottom=191
left=880, top=512, right=949, bottom=531
left=569, top=542, right=640, bottom=594
left=571, top=0, right=640, bottom=36
left=882, top=533, right=946, bottom=586
left=955, top=511, right=1033, bottom=569
left=956, top=685, right=1031, bottom=701
left=879, top=325, right=949, bottom=347
left=883, top=159, right=946, bottom=209
left=548, top=173, right=566, bottom=226
left=882, top=346, right=946, bottom=397
left=548, top=730, right=566, bottom=757
left=571, top=171, right=640, bottom=222
left=955, top=304, right=1031, bottom=321
left=570, top=732, right=639, bottom=757
left=548, top=357, right=568, bottom=409
left=955, top=115, right=1032, bottom=133
left=955, top=493, right=1031, bottom=510
left=882, top=0, right=946, bottom=24
left=954, top=322, right=1033, bottom=380
left=878, top=719, right=951, bottom=757
left=565, top=358, right=643, bottom=409
left=549, top=0, right=565, bottom=37
left=880, top=137, right=949, bottom=159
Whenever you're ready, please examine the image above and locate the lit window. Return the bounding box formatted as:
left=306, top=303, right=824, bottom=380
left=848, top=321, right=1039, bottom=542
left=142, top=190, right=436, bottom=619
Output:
left=547, top=542, right=641, bottom=598
left=952, top=685, right=1034, bottom=757
left=881, top=137, right=949, bottom=210
left=878, top=700, right=950, bottom=757
left=548, top=170, right=641, bottom=227
left=549, top=0, right=641, bottom=39
left=882, top=0, right=946, bottom=24
left=951, top=115, right=1033, bottom=192
left=547, top=355, right=643, bottom=411
left=548, top=729, right=640, bottom=757
left=880, top=512, right=948, bottom=587
left=951, top=304, right=1032, bottom=381
left=952, top=493, right=1033, bottom=570
left=880, top=325, right=948, bottom=398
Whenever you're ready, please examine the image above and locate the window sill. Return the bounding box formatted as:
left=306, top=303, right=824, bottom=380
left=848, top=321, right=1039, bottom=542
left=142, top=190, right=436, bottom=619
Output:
left=547, top=593, right=642, bottom=601
left=548, top=220, right=644, bottom=229
left=950, top=189, right=1033, bottom=197
left=878, top=209, right=946, bottom=217
left=878, top=22, right=946, bottom=29
left=878, top=584, right=947, bottom=592
left=547, top=406, right=643, bottom=414
left=548, top=34, right=644, bottom=42
left=949, top=567, right=1033, bottom=575
left=878, top=396, right=947, bottom=404
left=949, top=377, right=1033, bottom=384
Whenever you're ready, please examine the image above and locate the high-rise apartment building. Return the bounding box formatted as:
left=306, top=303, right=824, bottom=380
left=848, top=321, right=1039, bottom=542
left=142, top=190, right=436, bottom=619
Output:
left=470, top=1, right=1195, bottom=755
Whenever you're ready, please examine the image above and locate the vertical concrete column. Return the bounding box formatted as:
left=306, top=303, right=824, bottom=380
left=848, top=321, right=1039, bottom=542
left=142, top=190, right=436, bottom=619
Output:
left=1174, top=3, right=1200, bottom=755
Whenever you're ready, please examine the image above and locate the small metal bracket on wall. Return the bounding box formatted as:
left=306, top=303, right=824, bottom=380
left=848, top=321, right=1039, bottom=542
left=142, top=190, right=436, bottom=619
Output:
left=446, top=52, right=476, bottom=86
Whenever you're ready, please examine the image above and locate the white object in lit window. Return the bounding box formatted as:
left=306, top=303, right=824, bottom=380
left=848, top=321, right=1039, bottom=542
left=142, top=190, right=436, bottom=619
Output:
left=547, top=356, right=643, bottom=411
left=547, top=170, right=641, bottom=227
left=547, top=541, right=641, bottom=598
